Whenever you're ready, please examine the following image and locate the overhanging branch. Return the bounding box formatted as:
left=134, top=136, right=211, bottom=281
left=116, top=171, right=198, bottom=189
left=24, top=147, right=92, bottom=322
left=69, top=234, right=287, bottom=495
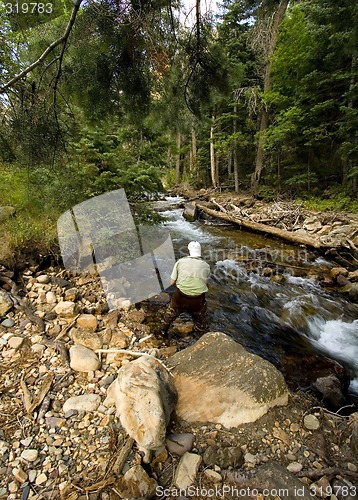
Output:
left=0, top=0, right=83, bottom=94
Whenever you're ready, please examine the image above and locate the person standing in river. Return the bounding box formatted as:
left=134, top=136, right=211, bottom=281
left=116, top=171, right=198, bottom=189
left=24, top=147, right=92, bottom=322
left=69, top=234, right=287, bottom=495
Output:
left=161, top=241, right=211, bottom=336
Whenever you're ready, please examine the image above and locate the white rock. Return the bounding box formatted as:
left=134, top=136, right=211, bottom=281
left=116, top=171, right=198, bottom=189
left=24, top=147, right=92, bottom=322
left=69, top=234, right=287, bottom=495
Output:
left=54, top=301, right=79, bottom=318
left=287, top=462, right=303, bottom=473
left=62, top=394, right=101, bottom=413
left=8, top=337, right=23, bottom=350
left=35, top=472, right=47, bottom=485
left=36, top=275, right=50, bottom=284
left=46, top=291, right=57, bottom=304
left=203, top=469, right=222, bottom=482
left=174, top=452, right=202, bottom=489
left=20, top=449, right=38, bottom=462
left=69, top=345, right=101, bottom=372
left=112, top=356, right=177, bottom=462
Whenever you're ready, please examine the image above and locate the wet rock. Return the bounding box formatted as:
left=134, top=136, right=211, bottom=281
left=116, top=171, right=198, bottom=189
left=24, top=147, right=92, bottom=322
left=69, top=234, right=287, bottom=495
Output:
left=54, top=301, right=79, bottom=318
left=313, top=375, right=346, bottom=410
left=167, top=332, right=288, bottom=427
left=340, top=282, right=358, bottom=302
left=62, top=394, right=101, bottom=413
left=111, top=356, right=177, bottom=461
left=117, top=464, right=157, bottom=499
left=348, top=269, right=358, bottom=282
left=69, top=344, right=101, bottom=372
left=330, top=267, right=349, bottom=278
left=203, top=445, right=243, bottom=469
left=71, top=328, right=103, bottom=351
left=76, top=314, right=98, bottom=332
left=183, top=202, right=197, bottom=222
left=0, top=290, right=13, bottom=317
left=174, top=452, right=202, bottom=489
left=166, top=433, right=195, bottom=456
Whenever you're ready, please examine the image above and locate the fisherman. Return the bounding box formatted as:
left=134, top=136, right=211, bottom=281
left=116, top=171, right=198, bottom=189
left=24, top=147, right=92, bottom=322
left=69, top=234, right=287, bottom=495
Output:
left=162, top=241, right=211, bottom=336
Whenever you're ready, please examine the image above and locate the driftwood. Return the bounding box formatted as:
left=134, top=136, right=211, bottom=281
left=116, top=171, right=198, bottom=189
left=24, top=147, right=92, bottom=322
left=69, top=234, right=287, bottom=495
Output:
left=197, top=203, right=323, bottom=249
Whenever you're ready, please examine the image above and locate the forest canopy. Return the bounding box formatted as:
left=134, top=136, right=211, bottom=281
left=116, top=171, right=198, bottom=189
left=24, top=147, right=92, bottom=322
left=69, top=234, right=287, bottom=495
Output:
left=0, top=0, right=357, bottom=244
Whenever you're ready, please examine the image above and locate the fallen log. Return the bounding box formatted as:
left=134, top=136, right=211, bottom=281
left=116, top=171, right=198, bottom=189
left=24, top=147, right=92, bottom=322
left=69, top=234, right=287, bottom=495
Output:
left=196, top=203, right=323, bottom=249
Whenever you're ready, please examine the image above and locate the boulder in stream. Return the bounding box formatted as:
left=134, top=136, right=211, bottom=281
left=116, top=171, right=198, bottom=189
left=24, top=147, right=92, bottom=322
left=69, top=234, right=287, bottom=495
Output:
left=167, top=331, right=288, bottom=427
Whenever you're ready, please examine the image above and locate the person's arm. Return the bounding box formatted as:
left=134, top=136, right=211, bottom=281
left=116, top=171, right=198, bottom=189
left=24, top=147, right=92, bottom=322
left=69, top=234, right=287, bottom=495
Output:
left=170, top=261, right=179, bottom=286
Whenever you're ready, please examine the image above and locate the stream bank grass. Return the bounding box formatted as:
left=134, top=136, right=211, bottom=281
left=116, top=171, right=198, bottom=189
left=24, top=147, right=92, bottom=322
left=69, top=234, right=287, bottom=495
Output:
left=0, top=164, right=60, bottom=268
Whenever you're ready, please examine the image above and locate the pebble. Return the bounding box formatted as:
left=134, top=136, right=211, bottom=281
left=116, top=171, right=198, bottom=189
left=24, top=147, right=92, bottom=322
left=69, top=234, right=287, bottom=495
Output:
left=35, top=472, right=47, bottom=485
left=304, top=414, right=320, bottom=430
left=286, top=462, right=303, bottom=473
left=7, top=337, right=23, bottom=349
left=37, top=275, right=50, bottom=284
left=20, top=449, right=38, bottom=462
left=1, top=319, right=15, bottom=328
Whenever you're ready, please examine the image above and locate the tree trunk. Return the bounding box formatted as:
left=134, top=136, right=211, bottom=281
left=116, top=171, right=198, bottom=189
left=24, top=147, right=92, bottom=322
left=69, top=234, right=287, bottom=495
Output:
left=175, top=131, right=181, bottom=184
left=210, top=116, right=218, bottom=188
left=233, top=105, right=239, bottom=192
left=190, top=126, right=197, bottom=174
left=251, top=0, right=289, bottom=196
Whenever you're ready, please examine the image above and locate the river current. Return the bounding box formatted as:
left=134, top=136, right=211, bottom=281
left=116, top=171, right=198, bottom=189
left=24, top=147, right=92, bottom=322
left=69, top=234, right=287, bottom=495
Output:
left=155, top=196, right=358, bottom=397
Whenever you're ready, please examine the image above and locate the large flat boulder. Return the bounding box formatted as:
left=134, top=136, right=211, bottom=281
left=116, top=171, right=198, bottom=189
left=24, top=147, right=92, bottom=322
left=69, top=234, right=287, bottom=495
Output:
left=167, top=332, right=288, bottom=427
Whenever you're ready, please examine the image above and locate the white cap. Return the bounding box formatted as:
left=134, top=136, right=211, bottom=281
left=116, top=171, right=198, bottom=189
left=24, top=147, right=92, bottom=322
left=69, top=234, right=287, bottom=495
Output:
left=188, top=241, right=201, bottom=257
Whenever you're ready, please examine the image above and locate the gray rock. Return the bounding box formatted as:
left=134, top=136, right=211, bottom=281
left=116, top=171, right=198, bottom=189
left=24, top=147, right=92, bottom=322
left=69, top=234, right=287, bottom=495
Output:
left=313, top=375, right=346, bottom=409
left=62, top=394, right=101, bottom=413
left=69, top=344, right=101, bottom=372
left=166, top=433, right=195, bottom=456
left=0, top=290, right=13, bottom=317
left=183, top=202, right=197, bottom=222
left=167, top=331, right=288, bottom=427
left=1, top=318, right=15, bottom=328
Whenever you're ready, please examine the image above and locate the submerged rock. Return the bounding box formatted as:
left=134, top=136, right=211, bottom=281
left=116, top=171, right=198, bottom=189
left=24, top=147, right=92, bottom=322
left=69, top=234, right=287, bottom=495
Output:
left=167, top=331, right=288, bottom=427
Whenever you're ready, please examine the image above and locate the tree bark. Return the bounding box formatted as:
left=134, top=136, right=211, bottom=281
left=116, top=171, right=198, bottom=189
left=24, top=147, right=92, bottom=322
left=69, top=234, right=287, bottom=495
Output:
left=196, top=203, right=323, bottom=249
left=175, top=130, right=181, bottom=184
left=251, top=0, right=289, bottom=196
left=190, top=126, right=197, bottom=174
left=210, top=116, right=218, bottom=188
left=233, top=105, right=239, bottom=192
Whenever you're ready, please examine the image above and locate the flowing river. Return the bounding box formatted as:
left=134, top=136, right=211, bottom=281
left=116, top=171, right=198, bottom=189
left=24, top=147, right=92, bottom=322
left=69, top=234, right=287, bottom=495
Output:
left=154, top=196, right=358, bottom=399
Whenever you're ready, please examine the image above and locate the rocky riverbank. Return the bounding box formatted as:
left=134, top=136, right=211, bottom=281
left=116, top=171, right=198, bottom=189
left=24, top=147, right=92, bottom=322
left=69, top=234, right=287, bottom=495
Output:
left=0, top=266, right=358, bottom=500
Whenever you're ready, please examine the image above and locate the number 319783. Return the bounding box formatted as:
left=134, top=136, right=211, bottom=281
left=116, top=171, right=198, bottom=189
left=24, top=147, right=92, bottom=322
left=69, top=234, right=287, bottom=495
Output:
left=3, top=3, right=53, bottom=13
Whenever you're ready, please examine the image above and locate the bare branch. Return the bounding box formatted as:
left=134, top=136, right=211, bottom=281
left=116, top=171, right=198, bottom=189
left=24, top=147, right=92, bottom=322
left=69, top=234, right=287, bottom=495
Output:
left=0, top=0, right=83, bottom=94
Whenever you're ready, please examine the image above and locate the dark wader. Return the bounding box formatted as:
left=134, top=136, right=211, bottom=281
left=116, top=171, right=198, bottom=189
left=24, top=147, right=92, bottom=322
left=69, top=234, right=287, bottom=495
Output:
left=162, top=287, right=209, bottom=335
